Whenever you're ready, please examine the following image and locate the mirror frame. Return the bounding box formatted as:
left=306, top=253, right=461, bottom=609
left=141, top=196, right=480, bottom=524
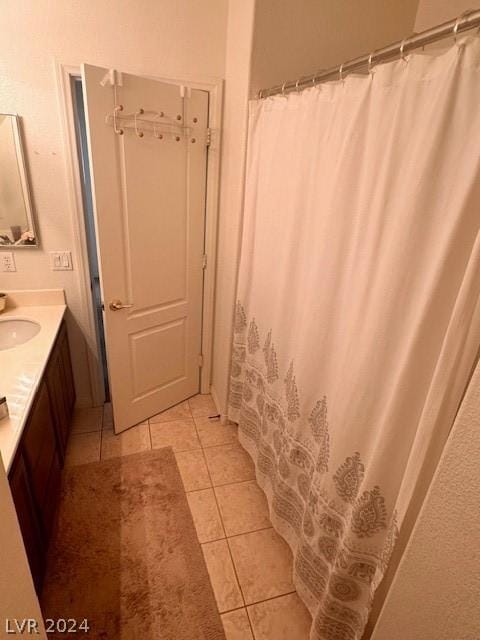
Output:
left=0, top=113, right=38, bottom=249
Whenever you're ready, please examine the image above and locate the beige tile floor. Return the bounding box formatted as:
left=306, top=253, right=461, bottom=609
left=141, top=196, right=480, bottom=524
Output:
left=65, top=395, right=312, bottom=640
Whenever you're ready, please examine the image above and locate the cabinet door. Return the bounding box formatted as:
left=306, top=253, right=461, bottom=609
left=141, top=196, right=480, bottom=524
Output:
left=46, top=345, right=69, bottom=457
left=23, top=382, right=59, bottom=513
left=41, top=451, right=62, bottom=543
left=46, top=323, right=76, bottom=459
left=9, top=451, right=45, bottom=592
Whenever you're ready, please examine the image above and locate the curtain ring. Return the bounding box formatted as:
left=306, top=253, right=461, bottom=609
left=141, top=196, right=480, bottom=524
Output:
left=399, top=38, right=409, bottom=61
left=113, top=104, right=124, bottom=135
left=134, top=108, right=144, bottom=137
left=295, top=78, right=301, bottom=93
left=258, top=89, right=264, bottom=99
left=281, top=81, right=287, bottom=96
left=368, top=52, right=374, bottom=74
left=339, top=63, right=344, bottom=81
left=312, top=74, right=316, bottom=87
left=453, top=10, right=472, bottom=43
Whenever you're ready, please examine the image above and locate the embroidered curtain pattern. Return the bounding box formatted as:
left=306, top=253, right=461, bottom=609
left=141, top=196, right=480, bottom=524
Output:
left=228, top=38, right=480, bottom=640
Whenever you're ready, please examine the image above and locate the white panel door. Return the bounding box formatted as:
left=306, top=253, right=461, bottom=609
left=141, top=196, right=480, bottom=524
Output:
left=81, top=64, right=208, bottom=432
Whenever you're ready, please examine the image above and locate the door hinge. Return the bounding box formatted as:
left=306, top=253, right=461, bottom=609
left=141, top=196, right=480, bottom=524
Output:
left=202, top=254, right=207, bottom=270
left=205, top=128, right=212, bottom=147
left=198, top=354, right=204, bottom=367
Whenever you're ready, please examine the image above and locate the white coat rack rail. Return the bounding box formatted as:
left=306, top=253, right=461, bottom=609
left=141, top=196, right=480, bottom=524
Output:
left=105, top=107, right=211, bottom=145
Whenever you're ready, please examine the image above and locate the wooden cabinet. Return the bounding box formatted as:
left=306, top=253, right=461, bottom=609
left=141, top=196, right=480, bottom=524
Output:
left=9, top=453, right=45, bottom=590
left=8, top=320, right=75, bottom=593
left=23, top=383, right=59, bottom=511
left=46, top=323, right=74, bottom=459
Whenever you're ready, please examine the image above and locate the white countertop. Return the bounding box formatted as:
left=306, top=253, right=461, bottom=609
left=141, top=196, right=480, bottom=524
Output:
left=0, top=290, right=66, bottom=473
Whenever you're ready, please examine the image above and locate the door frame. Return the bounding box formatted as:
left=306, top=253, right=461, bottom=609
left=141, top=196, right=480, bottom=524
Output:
left=56, top=62, right=223, bottom=405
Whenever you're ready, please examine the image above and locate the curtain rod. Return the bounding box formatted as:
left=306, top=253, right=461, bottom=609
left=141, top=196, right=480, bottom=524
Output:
left=258, top=9, right=480, bottom=99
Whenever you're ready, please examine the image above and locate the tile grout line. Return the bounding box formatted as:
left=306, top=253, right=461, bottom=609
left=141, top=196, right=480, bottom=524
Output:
left=190, top=522, right=275, bottom=546
left=191, top=418, right=227, bottom=541
left=223, top=524, right=274, bottom=542
left=245, top=605, right=256, bottom=639
left=147, top=420, right=153, bottom=450
left=224, top=535, right=257, bottom=638
left=195, top=416, right=292, bottom=639
left=222, top=588, right=298, bottom=616
left=195, top=423, right=257, bottom=635
left=191, top=418, right=252, bottom=618
left=99, top=407, right=106, bottom=461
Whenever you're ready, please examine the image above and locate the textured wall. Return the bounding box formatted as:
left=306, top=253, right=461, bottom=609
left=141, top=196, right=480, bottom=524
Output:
left=372, top=361, right=480, bottom=640
left=0, top=0, right=228, bottom=406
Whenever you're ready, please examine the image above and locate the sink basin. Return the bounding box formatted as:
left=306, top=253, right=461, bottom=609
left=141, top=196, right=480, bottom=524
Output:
left=0, top=318, right=41, bottom=350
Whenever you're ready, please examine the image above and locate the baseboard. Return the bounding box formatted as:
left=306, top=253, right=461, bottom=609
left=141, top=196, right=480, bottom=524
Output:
left=210, top=385, right=229, bottom=425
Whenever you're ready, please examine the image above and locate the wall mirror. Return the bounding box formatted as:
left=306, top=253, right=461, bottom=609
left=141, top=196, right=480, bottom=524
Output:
left=0, top=114, right=37, bottom=247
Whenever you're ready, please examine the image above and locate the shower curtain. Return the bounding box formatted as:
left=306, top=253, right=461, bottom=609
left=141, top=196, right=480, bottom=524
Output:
left=228, top=36, right=480, bottom=640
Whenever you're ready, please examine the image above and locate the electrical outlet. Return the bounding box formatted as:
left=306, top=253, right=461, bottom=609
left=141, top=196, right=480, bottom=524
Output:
left=1, top=252, right=16, bottom=272
left=49, top=251, right=73, bottom=271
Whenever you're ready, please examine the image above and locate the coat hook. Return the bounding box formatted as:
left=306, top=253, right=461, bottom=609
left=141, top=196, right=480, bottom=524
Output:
left=134, top=109, right=144, bottom=137
left=154, top=112, right=164, bottom=139
left=113, top=104, right=124, bottom=135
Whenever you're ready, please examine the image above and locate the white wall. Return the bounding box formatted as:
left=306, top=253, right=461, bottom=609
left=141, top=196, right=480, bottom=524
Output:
left=0, top=0, right=228, bottom=407
left=371, top=361, right=480, bottom=640
left=415, top=0, right=480, bottom=31
left=250, top=0, right=419, bottom=96
left=210, top=0, right=256, bottom=414
left=0, top=460, right=46, bottom=639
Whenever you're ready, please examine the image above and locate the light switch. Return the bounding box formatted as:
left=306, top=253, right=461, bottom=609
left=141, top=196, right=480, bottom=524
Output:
left=1, top=252, right=16, bottom=272
left=49, top=251, right=73, bottom=271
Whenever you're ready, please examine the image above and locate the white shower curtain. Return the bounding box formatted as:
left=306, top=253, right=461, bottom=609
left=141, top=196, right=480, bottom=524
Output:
left=229, top=37, right=480, bottom=640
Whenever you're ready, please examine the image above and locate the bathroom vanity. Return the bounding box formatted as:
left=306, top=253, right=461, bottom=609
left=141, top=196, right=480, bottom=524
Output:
left=0, top=291, right=74, bottom=592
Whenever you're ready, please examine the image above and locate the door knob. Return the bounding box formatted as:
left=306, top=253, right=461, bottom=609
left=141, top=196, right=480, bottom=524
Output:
left=109, top=300, right=133, bottom=311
